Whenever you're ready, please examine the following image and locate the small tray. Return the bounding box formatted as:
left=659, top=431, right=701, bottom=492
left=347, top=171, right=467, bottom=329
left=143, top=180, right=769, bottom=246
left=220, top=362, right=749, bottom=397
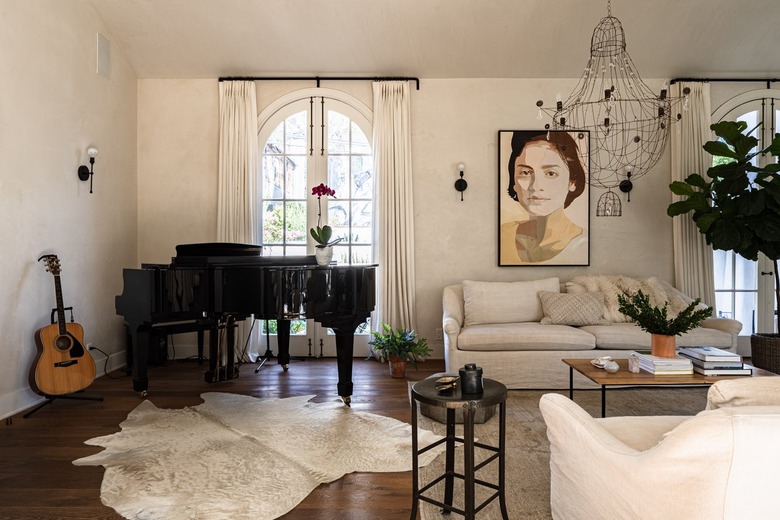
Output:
left=435, top=376, right=459, bottom=392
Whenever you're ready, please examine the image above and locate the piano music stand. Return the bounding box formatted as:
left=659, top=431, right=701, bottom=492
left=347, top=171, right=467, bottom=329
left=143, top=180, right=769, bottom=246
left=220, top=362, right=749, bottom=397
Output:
left=24, top=307, right=104, bottom=418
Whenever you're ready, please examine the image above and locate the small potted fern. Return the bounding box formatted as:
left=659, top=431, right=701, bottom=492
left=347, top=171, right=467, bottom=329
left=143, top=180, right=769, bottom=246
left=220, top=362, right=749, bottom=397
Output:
left=368, top=323, right=431, bottom=378
left=617, top=290, right=713, bottom=357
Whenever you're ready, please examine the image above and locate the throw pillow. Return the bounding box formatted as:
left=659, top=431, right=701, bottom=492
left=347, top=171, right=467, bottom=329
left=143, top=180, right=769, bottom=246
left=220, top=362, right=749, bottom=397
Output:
left=538, top=291, right=610, bottom=326
left=462, top=278, right=560, bottom=326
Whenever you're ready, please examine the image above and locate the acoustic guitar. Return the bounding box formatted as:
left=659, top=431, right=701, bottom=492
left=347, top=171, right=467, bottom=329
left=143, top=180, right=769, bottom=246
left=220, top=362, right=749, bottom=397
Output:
left=29, top=255, right=96, bottom=396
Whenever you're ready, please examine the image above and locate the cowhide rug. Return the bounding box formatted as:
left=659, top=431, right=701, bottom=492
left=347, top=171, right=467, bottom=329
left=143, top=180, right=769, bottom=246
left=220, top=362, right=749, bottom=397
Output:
left=74, top=392, right=444, bottom=519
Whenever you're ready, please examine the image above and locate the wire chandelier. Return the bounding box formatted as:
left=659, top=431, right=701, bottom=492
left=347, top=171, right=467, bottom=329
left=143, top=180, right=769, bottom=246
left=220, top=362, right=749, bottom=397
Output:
left=536, top=0, right=689, bottom=216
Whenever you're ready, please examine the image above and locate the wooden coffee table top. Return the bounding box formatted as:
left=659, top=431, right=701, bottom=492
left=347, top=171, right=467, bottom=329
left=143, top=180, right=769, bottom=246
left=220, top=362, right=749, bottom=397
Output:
left=563, top=358, right=776, bottom=387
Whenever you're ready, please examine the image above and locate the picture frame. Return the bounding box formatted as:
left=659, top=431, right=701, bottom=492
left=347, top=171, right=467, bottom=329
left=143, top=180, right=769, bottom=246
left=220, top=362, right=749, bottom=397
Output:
left=498, top=130, right=590, bottom=266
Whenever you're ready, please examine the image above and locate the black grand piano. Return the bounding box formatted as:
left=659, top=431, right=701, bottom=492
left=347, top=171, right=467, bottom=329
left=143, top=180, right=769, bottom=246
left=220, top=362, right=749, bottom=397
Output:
left=115, top=243, right=376, bottom=404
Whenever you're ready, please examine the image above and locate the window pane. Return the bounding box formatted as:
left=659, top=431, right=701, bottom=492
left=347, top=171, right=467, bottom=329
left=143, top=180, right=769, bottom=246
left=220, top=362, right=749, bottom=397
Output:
left=351, top=201, right=372, bottom=243
left=328, top=111, right=349, bottom=153
left=286, top=111, right=308, bottom=154
left=284, top=201, right=306, bottom=243
left=352, top=156, right=373, bottom=198
left=328, top=156, right=349, bottom=196
left=735, top=291, right=757, bottom=335
left=351, top=121, right=371, bottom=154
left=262, top=201, right=283, bottom=244
left=264, top=123, right=284, bottom=154
left=285, top=155, right=307, bottom=199
left=262, top=156, right=284, bottom=200
left=263, top=245, right=284, bottom=256
left=328, top=201, right=349, bottom=228
left=286, top=245, right=307, bottom=256
left=333, top=245, right=349, bottom=265
left=351, top=246, right=372, bottom=264
left=735, top=255, right=757, bottom=290
left=713, top=250, right=733, bottom=290
left=715, top=292, right=733, bottom=319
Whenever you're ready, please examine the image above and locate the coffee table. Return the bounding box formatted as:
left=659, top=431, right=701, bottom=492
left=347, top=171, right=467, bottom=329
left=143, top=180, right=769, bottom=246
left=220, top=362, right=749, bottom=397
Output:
left=563, top=358, right=775, bottom=417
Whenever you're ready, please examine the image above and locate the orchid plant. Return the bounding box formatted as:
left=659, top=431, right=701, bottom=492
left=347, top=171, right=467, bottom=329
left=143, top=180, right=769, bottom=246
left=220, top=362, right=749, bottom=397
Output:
left=310, top=183, right=343, bottom=248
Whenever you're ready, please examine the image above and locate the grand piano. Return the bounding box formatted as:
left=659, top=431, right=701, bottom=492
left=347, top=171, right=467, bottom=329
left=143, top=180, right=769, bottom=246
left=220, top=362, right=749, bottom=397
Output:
left=115, top=243, right=376, bottom=404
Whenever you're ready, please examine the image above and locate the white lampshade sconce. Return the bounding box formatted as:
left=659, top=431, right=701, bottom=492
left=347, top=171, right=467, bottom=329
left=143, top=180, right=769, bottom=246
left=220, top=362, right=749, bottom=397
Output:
left=77, top=146, right=99, bottom=193
left=454, top=162, right=468, bottom=201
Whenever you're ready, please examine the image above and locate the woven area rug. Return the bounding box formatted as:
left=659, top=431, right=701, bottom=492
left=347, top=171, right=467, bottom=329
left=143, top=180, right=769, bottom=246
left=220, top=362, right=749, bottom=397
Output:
left=417, top=387, right=709, bottom=520
left=73, top=392, right=444, bottom=520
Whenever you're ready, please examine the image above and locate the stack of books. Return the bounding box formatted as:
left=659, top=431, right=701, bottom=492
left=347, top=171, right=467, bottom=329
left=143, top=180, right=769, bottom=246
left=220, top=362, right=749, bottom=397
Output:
left=631, top=350, right=693, bottom=375
left=677, top=346, right=751, bottom=376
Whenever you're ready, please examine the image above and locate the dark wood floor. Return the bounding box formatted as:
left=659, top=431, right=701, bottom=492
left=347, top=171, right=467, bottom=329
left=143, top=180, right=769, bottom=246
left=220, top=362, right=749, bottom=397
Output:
left=0, top=356, right=446, bottom=520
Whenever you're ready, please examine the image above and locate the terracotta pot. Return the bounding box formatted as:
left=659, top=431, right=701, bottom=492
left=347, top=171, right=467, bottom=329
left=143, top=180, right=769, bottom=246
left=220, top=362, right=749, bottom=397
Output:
left=387, top=355, right=406, bottom=378
left=651, top=334, right=676, bottom=358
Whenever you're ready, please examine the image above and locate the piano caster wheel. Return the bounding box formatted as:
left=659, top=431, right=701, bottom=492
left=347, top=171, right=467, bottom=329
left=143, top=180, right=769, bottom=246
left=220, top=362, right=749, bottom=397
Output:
left=282, top=364, right=289, bottom=371
left=138, top=390, right=148, bottom=399
left=342, top=396, right=351, bottom=406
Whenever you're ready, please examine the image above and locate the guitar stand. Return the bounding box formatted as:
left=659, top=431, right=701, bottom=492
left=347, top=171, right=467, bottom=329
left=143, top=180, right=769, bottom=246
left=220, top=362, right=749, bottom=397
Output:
left=23, top=391, right=104, bottom=418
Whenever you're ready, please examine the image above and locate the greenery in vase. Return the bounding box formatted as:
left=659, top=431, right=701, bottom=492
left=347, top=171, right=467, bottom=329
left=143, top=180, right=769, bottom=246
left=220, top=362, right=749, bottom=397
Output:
left=617, top=290, right=712, bottom=336
left=368, top=322, right=431, bottom=368
left=667, top=120, right=780, bottom=315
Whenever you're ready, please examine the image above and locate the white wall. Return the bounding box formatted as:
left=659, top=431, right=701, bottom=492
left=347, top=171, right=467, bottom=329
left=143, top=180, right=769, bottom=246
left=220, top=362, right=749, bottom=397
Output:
left=136, top=78, right=675, bottom=359
left=0, top=1, right=138, bottom=418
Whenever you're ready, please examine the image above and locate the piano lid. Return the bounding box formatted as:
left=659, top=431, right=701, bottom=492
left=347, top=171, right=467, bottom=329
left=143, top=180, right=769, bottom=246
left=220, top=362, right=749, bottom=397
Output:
left=175, top=242, right=262, bottom=257
left=171, top=243, right=318, bottom=266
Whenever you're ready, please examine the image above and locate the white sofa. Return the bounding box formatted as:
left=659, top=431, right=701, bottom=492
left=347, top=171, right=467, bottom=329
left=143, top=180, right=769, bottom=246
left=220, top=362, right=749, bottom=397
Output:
left=539, top=377, right=780, bottom=520
left=442, top=276, right=742, bottom=389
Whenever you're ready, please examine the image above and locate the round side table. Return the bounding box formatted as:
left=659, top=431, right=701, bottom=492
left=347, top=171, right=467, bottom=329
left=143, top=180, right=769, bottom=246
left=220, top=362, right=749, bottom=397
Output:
left=409, top=376, right=509, bottom=520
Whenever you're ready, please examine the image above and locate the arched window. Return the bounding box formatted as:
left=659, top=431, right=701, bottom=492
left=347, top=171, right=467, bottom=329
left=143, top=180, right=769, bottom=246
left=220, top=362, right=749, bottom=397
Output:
left=256, top=89, right=374, bottom=355
left=712, top=90, right=780, bottom=334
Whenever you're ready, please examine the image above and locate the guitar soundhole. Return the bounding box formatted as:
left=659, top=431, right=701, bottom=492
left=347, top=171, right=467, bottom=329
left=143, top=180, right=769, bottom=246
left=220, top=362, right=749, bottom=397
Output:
left=55, top=335, right=73, bottom=352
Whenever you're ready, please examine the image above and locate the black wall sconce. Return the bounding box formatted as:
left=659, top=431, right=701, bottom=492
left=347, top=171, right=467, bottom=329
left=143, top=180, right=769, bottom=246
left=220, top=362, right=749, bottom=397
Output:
left=454, top=162, right=467, bottom=201
left=77, top=146, right=98, bottom=193
left=619, top=170, right=633, bottom=202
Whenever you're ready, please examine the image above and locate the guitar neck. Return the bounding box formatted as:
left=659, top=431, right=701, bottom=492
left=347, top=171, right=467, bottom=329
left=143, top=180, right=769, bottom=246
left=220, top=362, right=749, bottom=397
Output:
left=53, top=274, right=67, bottom=335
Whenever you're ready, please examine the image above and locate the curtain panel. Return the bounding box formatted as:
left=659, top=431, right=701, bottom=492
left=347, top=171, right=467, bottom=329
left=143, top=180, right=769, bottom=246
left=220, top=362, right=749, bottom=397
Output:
left=372, top=81, right=417, bottom=332
left=670, top=82, right=716, bottom=308
left=217, top=80, right=260, bottom=360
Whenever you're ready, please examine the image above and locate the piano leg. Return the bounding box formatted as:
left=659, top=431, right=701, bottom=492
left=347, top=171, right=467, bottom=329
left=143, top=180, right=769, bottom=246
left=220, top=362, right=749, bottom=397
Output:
left=277, top=319, right=291, bottom=370
left=332, top=327, right=356, bottom=406
left=130, top=325, right=149, bottom=397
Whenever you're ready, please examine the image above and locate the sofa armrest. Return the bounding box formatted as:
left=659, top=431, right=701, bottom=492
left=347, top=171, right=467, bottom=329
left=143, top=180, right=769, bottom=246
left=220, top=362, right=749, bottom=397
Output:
left=706, top=377, right=780, bottom=409
left=700, top=317, right=742, bottom=335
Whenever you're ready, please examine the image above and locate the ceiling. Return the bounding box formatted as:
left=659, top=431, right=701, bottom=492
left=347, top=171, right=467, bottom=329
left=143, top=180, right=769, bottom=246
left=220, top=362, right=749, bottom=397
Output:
left=89, top=0, right=780, bottom=80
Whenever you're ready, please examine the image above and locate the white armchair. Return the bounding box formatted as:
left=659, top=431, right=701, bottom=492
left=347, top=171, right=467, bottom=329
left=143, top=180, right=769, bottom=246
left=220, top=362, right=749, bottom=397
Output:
left=539, top=378, right=780, bottom=520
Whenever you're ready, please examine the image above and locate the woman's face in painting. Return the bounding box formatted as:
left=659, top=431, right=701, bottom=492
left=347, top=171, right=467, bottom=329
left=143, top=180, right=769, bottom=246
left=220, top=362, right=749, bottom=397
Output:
left=513, top=142, right=576, bottom=217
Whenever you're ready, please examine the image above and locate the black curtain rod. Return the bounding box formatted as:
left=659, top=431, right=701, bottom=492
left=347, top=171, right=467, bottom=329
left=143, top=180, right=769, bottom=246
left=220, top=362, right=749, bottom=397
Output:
left=218, top=76, right=421, bottom=90
left=670, top=77, right=780, bottom=88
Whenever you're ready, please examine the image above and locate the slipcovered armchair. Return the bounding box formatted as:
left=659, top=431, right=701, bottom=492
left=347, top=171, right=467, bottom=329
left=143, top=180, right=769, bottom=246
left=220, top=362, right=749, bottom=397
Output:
left=539, top=378, right=780, bottom=520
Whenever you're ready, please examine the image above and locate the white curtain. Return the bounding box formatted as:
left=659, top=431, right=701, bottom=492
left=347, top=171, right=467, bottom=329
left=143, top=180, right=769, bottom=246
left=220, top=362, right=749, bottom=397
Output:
left=372, top=81, right=417, bottom=332
left=218, top=81, right=258, bottom=243
left=217, top=80, right=260, bottom=360
left=671, top=82, right=717, bottom=307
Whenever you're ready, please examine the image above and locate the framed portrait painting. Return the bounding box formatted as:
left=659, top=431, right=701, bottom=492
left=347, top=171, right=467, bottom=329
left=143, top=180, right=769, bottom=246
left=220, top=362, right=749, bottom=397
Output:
left=498, top=130, right=590, bottom=266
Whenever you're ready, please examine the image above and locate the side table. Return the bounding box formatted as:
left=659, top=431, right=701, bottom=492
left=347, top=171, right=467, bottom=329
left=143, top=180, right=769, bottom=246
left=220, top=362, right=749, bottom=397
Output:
left=410, top=376, right=509, bottom=520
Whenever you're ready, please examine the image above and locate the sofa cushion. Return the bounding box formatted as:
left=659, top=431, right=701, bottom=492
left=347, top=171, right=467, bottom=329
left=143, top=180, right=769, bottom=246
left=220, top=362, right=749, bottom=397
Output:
left=582, top=322, right=735, bottom=350
left=462, top=278, right=559, bottom=326
left=538, top=291, right=610, bottom=326
left=457, top=322, right=596, bottom=352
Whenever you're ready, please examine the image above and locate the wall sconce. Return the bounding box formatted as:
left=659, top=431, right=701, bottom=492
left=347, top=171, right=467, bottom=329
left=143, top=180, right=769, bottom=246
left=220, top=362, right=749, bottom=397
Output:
left=454, top=162, right=467, bottom=201
left=77, top=146, right=98, bottom=193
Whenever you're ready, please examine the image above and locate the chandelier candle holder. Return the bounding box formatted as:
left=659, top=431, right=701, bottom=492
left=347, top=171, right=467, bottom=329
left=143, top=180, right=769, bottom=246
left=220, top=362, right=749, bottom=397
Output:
left=536, top=0, right=689, bottom=216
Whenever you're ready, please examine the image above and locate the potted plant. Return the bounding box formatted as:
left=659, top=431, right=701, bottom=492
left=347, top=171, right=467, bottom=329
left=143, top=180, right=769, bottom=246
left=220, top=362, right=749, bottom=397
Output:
left=368, top=323, right=431, bottom=378
left=668, top=120, right=780, bottom=370
left=310, top=183, right=342, bottom=265
left=617, top=290, right=713, bottom=357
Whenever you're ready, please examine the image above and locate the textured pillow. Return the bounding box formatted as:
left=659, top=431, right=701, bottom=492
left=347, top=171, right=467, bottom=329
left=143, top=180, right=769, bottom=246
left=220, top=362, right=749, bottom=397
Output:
left=462, top=278, right=560, bottom=326
left=538, top=291, right=610, bottom=326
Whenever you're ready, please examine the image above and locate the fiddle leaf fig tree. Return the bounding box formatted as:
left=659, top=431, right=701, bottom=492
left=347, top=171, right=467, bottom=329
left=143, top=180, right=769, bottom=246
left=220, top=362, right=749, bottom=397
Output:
left=667, top=120, right=780, bottom=316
